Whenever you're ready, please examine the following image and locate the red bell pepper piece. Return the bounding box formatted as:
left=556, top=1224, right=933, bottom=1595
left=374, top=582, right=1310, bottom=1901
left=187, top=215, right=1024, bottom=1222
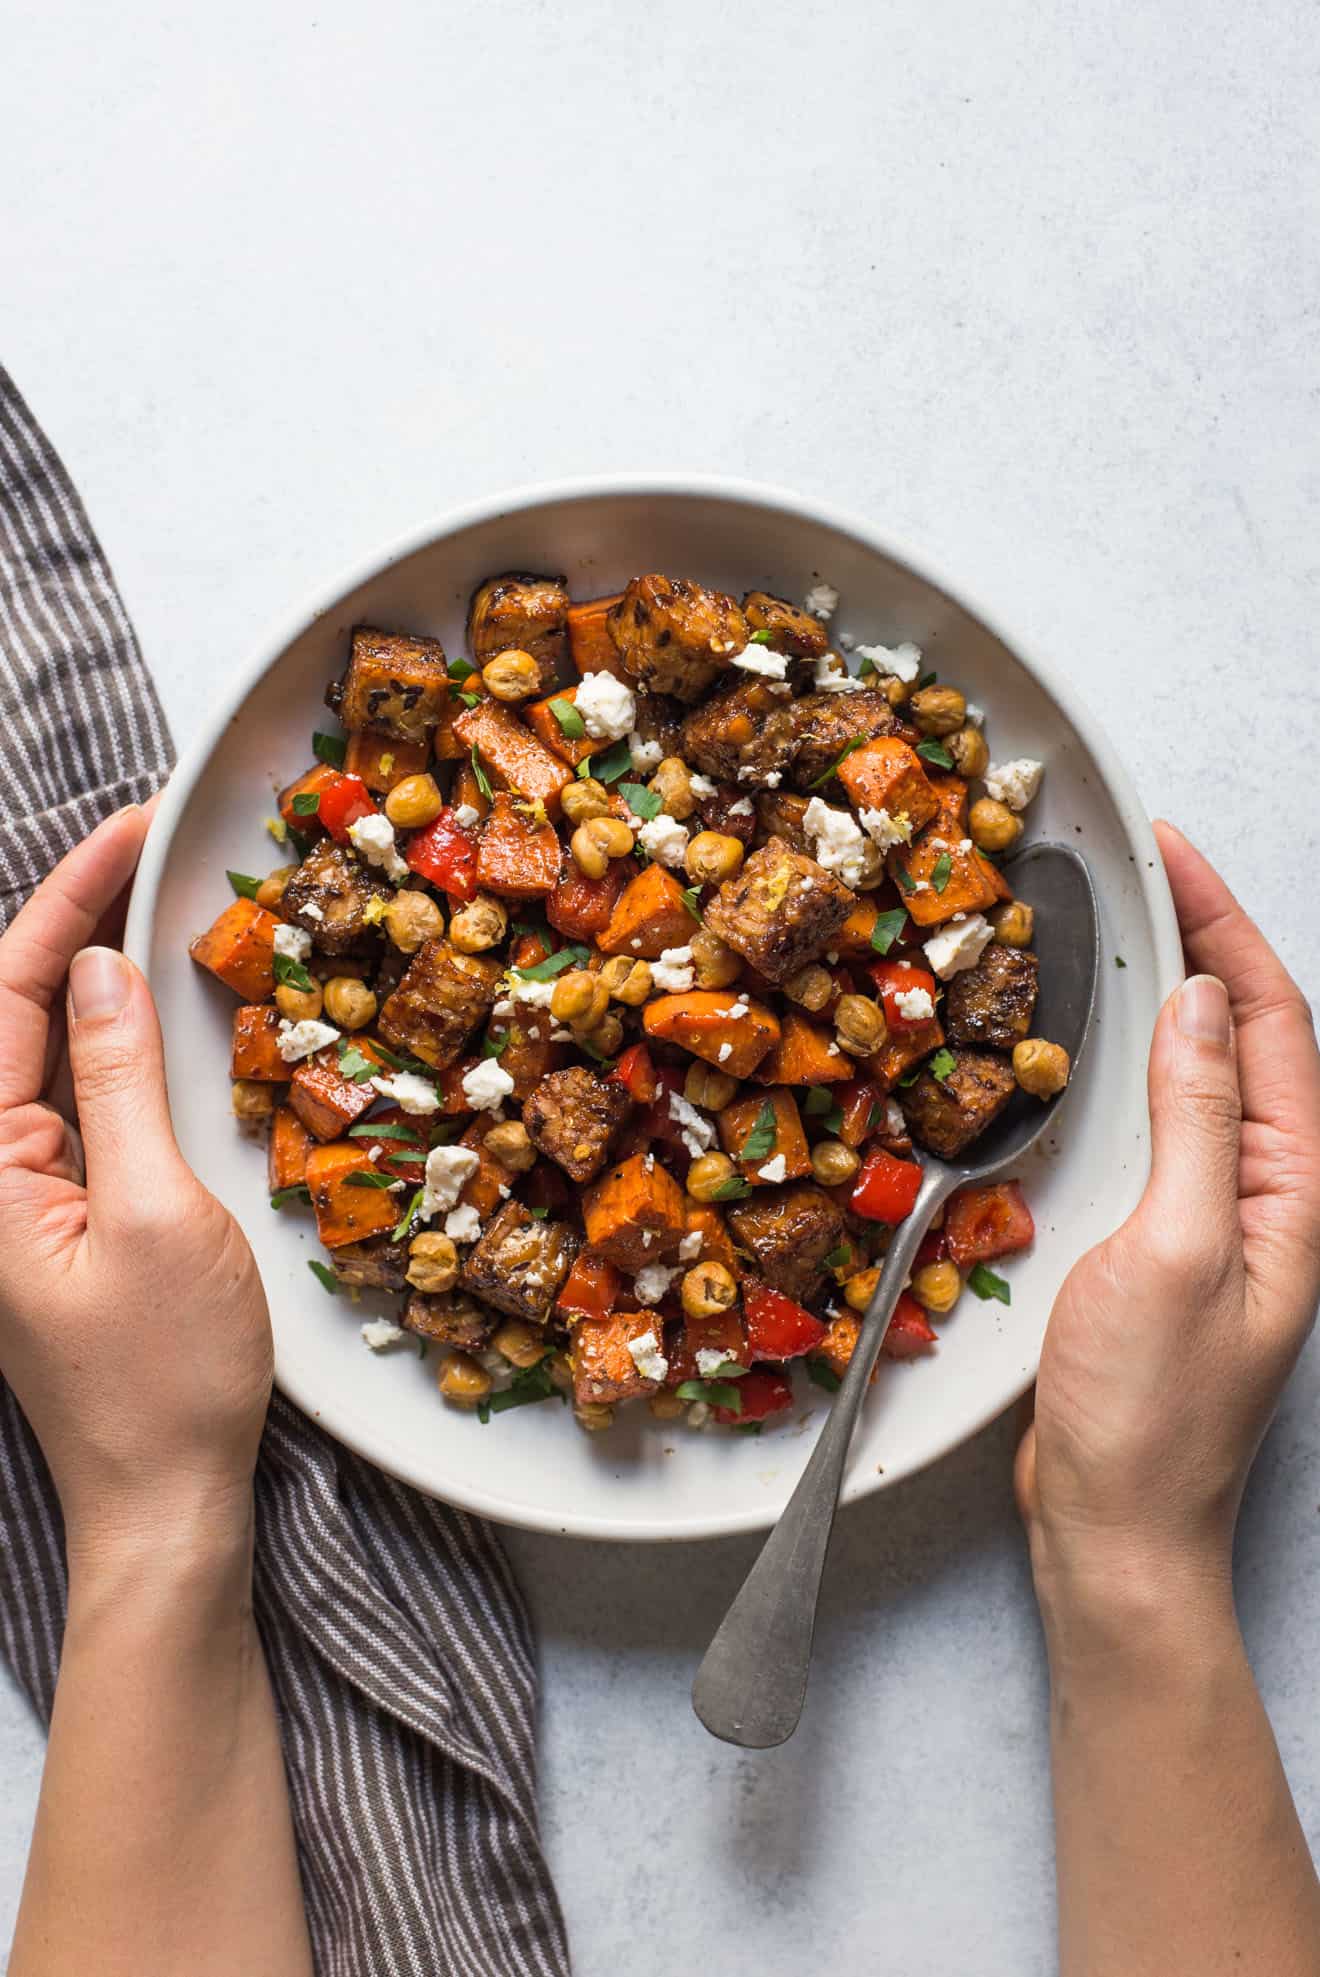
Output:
left=666, top=1307, right=747, bottom=1386
left=850, top=1145, right=923, bottom=1224
left=346, top=1105, right=429, bottom=1185
left=639, top=1063, right=688, bottom=1144
left=743, top=1279, right=828, bottom=1361
left=713, top=1367, right=794, bottom=1425
left=837, top=1078, right=888, bottom=1150
left=944, top=1182, right=1035, bottom=1268
left=913, top=1223, right=949, bottom=1270
left=611, top=1041, right=659, bottom=1106
left=869, top=957, right=939, bottom=1031
left=315, top=772, right=378, bottom=843
left=881, top=1291, right=938, bottom=1360
left=557, top=1250, right=622, bottom=1322
left=405, top=806, right=479, bottom=901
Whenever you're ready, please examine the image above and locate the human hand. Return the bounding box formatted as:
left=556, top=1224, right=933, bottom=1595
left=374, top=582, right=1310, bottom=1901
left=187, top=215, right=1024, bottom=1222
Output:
left=1017, top=822, right=1320, bottom=1630
left=0, top=807, right=273, bottom=1572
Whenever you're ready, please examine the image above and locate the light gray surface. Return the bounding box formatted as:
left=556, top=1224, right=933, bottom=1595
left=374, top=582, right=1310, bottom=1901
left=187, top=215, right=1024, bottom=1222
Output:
left=2, top=2, right=1318, bottom=1971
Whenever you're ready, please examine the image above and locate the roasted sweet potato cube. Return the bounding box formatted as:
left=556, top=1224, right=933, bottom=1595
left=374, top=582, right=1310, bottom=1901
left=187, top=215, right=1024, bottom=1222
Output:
left=447, top=758, right=491, bottom=819
left=448, top=1118, right=519, bottom=1218
left=788, top=691, right=914, bottom=792
left=268, top=1105, right=315, bottom=1193
left=899, top=1048, right=1017, bottom=1158
left=278, top=763, right=338, bottom=834
left=281, top=839, right=393, bottom=954
left=583, top=1153, right=688, bottom=1270
left=231, top=1004, right=286, bottom=1080
left=596, top=864, right=697, bottom=959
left=726, top=1183, right=846, bottom=1306
left=474, top=791, right=562, bottom=898
left=836, top=736, right=940, bottom=831
left=289, top=1039, right=390, bottom=1142
left=522, top=686, right=603, bottom=768
left=718, top=1089, right=812, bottom=1183
left=403, top=1290, right=494, bottom=1349
left=545, top=851, right=632, bottom=943
left=642, top=990, right=780, bottom=1080
left=468, top=573, right=569, bottom=692
left=460, top=1199, right=579, bottom=1323
left=866, top=1013, right=946, bottom=1091
left=378, top=939, right=503, bottom=1069
left=190, top=897, right=280, bottom=1001
left=305, top=1141, right=402, bottom=1249
left=523, top=1066, right=631, bottom=1184
left=702, top=838, right=853, bottom=985
left=342, top=730, right=431, bottom=793
left=680, top=677, right=801, bottom=786
left=813, top=1311, right=862, bottom=1382
left=433, top=675, right=485, bottom=762
left=609, top=574, right=748, bottom=703
left=452, top=698, right=573, bottom=820
left=332, top=627, right=451, bottom=743
left=944, top=943, right=1039, bottom=1047
left=742, top=590, right=830, bottom=658
left=331, top=1238, right=410, bottom=1290
left=891, top=819, right=1011, bottom=926
left=571, top=1310, right=666, bottom=1406
left=755, top=1012, right=852, bottom=1085
left=567, top=593, right=626, bottom=677
left=681, top=1202, right=740, bottom=1275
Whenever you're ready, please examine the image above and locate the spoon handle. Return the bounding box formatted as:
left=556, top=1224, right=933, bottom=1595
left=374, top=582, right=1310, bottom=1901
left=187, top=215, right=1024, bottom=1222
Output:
left=691, top=1161, right=955, bottom=1749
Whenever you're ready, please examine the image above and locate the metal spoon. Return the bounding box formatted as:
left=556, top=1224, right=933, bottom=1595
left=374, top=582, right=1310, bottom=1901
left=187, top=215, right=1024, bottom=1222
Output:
left=691, top=841, right=1100, bottom=1749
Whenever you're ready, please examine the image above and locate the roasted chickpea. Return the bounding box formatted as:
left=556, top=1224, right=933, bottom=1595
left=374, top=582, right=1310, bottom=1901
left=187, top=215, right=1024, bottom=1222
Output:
left=648, top=1391, right=686, bottom=1420
left=483, top=1119, right=537, bottom=1172
left=599, top=955, right=653, bottom=1006
left=680, top=1261, right=738, bottom=1321
left=437, top=1348, right=493, bottom=1406
left=844, top=1266, right=882, bottom=1313
left=322, top=976, right=377, bottom=1031
left=686, top=1151, right=738, bottom=1203
left=991, top=899, right=1035, bottom=948
left=909, top=684, right=967, bottom=737
left=883, top=675, right=913, bottom=707
left=275, top=980, right=323, bottom=1023
left=481, top=647, right=540, bottom=702
left=1013, top=1037, right=1071, bottom=1099
left=690, top=928, right=742, bottom=989
left=834, top=992, right=887, bottom=1056
left=947, top=724, right=989, bottom=779
left=589, top=1011, right=626, bottom=1058
left=384, top=772, right=445, bottom=831
left=383, top=890, right=445, bottom=953
left=407, top=1232, right=460, bottom=1294
left=256, top=865, right=297, bottom=911
left=683, top=1061, right=738, bottom=1111
left=492, top=1319, right=546, bottom=1369
left=650, top=756, right=696, bottom=821
left=550, top=969, right=609, bottom=1027
left=685, top=831, right=744, bottom=886
left=969, top=797, right=1023, bottom=854
left=574, top=1402, right=615, bottom=1432
left=231, top=1078, right=277, bottom=1121
left=570, top=815, right=634, bottom=879
left=911, top=1260, right=962, bottom=1313
left=783, top=963, right=834, bottom=1014
left=560, top=776, right=611, bottom=826
left=810, top=1139, right=860, bottom=1187
left=448, top=893, right=507, bottom=953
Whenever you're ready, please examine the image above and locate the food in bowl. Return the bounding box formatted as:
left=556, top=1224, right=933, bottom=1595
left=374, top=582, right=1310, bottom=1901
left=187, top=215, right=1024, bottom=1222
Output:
left=190, top=569, right=1069, bottom=1434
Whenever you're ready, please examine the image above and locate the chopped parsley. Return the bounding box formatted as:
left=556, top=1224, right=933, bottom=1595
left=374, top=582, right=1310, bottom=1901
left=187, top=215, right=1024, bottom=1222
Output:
left=588, top=738, right=632, bottom=784
left=618, top=781, right=663, bottom=820
left=1115, top=955, right=1127, bottom=969
left=733, top=1421, right=764, bottom=1435
left=336, top=1041, right=377, bottom=1084
left=227, top=870, right=261, bottom=900
left=513, top=944, right=589, bottom=982
left=269, top=1184, right=312, bottom=1209
left=740, top=1099, right=779, bottom=1163
left=893, top=866, right=917, bottom=896
left=808, top=735, right=868, bottom=788
left=870, top=906, right=909, bottom=955
left=803, top=1085, right=844, bottom=1135
left=447, top=656, right=476, bottom=682
left=674, top=1379, right=741, bottom=1412
left=391, top=1186, right=426, bottom=1243
left=273, top=951, right=314, bottom=993
left=681, top=886, right=704, bottom=922
left=823, top=1243, right=851, bottom=1270
left=896, top=1062, right=923, bottom=1087
left=347, top=1120, right=422, bottom=1143
left=930, top=852, right=953, bottom=894
left=807, top=1358, right=842, bottom=1393
left=480, top=1029, right=510, bottom=1059
left=291, top=790, right=322, bottom=816
left=747, top=628, right=774, bottom=645
left=312, top=730, right=347, bottom=768
left=345, top=1170, right=395, bottom=1190
left=470, top=745, right=493, bottom=801
left=458, top=691, right=482, bottom=709
left=916, top=670, right=937, bottom=689
left=709, top=1174, right=752, bottom=1202
left=480, top=1352, right=565, bottom=1418
left=307, top=1260, right=339, bottom=1295
left=928, top=1048, right=956, bottom=1084
left=528, top=1204, right=550, bottom=1220
left=968, top=1263, right=1011, bottom=1305
left=549, top=697, right=587, bottom=740
left=916, top=738, right=953, bottom=770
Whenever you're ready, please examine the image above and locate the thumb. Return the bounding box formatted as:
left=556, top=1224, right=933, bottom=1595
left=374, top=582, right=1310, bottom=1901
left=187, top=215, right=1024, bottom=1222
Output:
left=66, top=948, right=185, bottom=1215
left=1143, top=974, right=1241, bottom=1230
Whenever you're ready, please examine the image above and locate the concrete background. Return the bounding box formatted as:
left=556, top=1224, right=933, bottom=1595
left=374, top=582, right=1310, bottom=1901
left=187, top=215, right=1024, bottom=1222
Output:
left=2, top=1, right=1318, bottom=1970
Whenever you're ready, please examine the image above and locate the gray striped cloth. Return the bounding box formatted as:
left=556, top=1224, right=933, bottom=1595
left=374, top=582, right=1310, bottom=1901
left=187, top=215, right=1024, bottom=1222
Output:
left=0, top=365, right=570, bottom=1977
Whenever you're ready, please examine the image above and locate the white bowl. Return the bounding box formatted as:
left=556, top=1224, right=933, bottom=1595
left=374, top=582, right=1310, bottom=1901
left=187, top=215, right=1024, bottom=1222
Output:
left=125, top=476, right=1183, bottom=1541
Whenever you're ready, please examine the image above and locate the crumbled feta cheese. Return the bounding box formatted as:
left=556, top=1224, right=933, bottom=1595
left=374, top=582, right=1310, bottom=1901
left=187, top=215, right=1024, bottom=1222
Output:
left=804, top=581, right=839, bottom=620
left=418, top=1143, right=480, bottom=1218
left=625, top=1327, right=669, bottom=1382
left=727, top=797, right=754, bottom=817
left=461, top=1058, right=516, bottom=1112
left=696, top=1347, right=737, bottom=1378
left=731, top=645, right=790, bottom=680
left=628, top=732, right=664, bottom=772
left=885, top=1098, right=905, bottom=1135
left=984, top=758, right=1044, bottom=811
left=637, top=814, right=689, bottom=867
left=859, top=806, right=913, bottom=854
left=652, top=944, right=696, bottom=992
left=370, top=1069, right=440, bottom=1114
left=453, top=803, right=481, bottom=828
left=506, top=974, right=556, bottom=1009
left=348, top=811, right=409, bottom=881
left=765, top=770, right=782, bottom=788
left=633, top=1265, right=678, bottom=1307
left=837, top=629, right=856, bottom=652
left=923, top=913, right=995, bottom=978
left=894, top=986, right=936, bottom=1022
left=812, top=652, right=865, bottom=693
left=361, top=1320, right=406, bottom=1351
left=854, top=640, right=922, bottom=684
left=965, top=702, right=985, bottom=727
left=667, top=1088, right=714, bottom=1158
left=803, top=796, right=868, bottom=887
left=273, top=921, right=313, bottom=964
left=957, top=837, right=972, bottom=853
left=757, top=1153, right=788, bottom=1184
left=276, top=1018, right=340, bottom=1063
left=688, top=772, right=717, bottom=797
left=678, top=1230, right=703, bottom=1261
left=574, top=671, right=636, bottom=741
left=444, top=1204, right=482, bottom=1244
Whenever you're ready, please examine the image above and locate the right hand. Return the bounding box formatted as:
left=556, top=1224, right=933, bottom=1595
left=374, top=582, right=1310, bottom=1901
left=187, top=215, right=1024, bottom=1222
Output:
left=1017, top=823, right=1320, bottom=1625
left=0, top=808, right=274, bottom=1568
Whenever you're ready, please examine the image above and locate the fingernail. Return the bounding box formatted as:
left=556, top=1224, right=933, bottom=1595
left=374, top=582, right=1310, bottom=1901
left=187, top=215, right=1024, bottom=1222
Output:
left=69, top=947, right=130, bottom=1022
left=1176, top=974, right=1230, bottom=1048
